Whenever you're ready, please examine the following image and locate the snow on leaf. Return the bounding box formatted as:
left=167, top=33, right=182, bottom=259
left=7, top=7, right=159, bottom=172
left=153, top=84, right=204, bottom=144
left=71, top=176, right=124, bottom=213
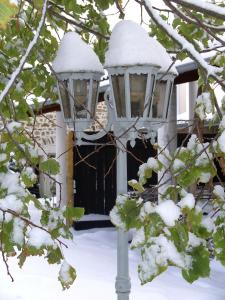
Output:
left=110, top=206, right=125, bottom=229
left=155, top=200, right=181, bottom=227
left=138, top=235, right=187, bottom=284
left=131, top=227, right=145, bottom=248
left=58, top=260, right=76, bottom=290
left=195, top=93, right=212, bottom=120
left=213, top=185, right=225, bottom=201
left=27, top=227, right=55, bottom=249
left=178, top=193, right=195, bottom=210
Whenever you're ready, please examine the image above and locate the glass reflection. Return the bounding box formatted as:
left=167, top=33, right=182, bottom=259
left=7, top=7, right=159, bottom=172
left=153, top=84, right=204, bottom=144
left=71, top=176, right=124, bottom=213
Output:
left=90, top=81, right=98, bottom=118
left=59, top=80, right=71, bottom=120
left=73, top=79, right=89, bottom=118
left=112, top=75, right=126, bottom=118
left=152, top=80, right=166, bottom=118
left=130, top=74, right=147, bottom=117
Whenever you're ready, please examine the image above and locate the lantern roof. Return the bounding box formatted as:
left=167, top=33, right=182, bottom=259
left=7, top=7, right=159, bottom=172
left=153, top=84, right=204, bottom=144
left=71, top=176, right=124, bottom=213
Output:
left=105, top=20, right=177, bottom=75
left=52, top=32, right=104, bottom=74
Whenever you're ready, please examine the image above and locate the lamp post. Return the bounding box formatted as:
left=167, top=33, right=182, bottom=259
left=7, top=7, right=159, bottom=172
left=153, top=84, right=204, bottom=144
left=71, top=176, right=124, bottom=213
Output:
left=53, top=20, right=177, bottom=300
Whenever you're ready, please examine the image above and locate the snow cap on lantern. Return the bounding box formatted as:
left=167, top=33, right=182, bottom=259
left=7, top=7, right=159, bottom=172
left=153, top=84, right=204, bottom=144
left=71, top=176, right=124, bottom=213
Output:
left=105, top=20, right=177, bottom=75
left=53, top=31, right=104, bottom=74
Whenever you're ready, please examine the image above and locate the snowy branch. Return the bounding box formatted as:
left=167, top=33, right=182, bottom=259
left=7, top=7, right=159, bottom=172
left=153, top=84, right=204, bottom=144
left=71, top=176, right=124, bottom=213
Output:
left=142, top=0, right=224, bottom=88
left=0, top=0, right=48, bottom=104
left=164, top=0, right=225, bottom=45
left=0, top=207, right=68, bottom=249
left=170, top=0, right=225, bottom=21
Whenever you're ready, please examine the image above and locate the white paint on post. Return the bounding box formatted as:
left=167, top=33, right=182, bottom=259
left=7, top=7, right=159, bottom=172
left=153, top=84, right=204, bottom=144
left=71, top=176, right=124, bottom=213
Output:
left=116, top=139, right=131, bottom=300
left=158, top=87, right=177, bottom=201
left=56, top=111, right=67, bottom=207
left=189, top=81, right=198, bottom=131
left=39, top=153, right=48, bottom=197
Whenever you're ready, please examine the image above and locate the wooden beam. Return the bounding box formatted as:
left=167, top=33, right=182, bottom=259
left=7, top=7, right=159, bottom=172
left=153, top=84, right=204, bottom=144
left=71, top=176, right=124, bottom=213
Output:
left=174, top=69, right=199, bottom=85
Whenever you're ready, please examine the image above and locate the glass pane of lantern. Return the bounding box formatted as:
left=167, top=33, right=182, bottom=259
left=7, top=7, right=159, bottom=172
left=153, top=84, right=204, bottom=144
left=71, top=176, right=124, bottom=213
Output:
left=152, top=80, right=166, bottom=118
left=130, top=74, right=147, bottom=117
left=59, top=80, right=71, bottom=120
left=147, top=75, right=156, bottom=117
left=112, top=75, right=126, bottom=117
left=90, top=81, right=98, bottom=118
left=73, top=80, right=89, bottom=118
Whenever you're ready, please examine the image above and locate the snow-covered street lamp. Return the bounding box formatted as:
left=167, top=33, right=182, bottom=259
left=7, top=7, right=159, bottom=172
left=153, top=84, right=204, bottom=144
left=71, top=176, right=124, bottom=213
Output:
left=104, top=20, right=177, bottom=300
left=52, top=20, right=177, bottom=300
left=52, top=32, right=104, bottom=131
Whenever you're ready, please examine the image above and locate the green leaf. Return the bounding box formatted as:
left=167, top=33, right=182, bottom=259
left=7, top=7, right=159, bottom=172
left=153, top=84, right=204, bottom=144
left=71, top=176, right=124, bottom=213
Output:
left=169, top=223, right=188, bottom=252
left=21, top=172, right=37, bottom=187
left=46, top=246, right=63, bottom=264
left=138, top=259, right=167, bottom=284
left=119, top=198, right=141, bottom=230
left=2, top=220, right=14, bottom=253
left=144, top=213, right=164, bottom=238
left=18, top=250, right=27, bottom=268
left=0, top=0, right=18, bottom=29
left=177, top=167, right=201, bottom=187
left=63, top=207, right=84, bottom=221
left=213, top=225, right=225, bottom=265
left=40, top=210, right=50, bottom=226
left=94, top=0, right=114, bottom=10
left=40, top=158, right=60, bottom=175
left=182, top=245, right=210, bottom=283
left=58, top=260, right=76, bottom=290
left=185, top=208, right=202, bottom=233
left=128, top=180, right=144, bottom=193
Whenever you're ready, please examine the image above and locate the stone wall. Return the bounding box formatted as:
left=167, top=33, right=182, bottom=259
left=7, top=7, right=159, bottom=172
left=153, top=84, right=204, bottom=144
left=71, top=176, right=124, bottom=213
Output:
left=26, top=101, right=108, bottom=155
left=92, top=101, right=108, bottom=131
left=26, top=112, right=56, bottom=150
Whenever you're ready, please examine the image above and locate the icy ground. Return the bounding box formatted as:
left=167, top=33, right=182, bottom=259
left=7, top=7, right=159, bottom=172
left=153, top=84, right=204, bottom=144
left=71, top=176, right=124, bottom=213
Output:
left=0, top=227, right=225, bottom=300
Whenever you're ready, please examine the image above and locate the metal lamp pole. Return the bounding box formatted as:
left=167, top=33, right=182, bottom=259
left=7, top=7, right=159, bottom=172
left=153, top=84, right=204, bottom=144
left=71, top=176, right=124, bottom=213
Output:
left=115, top=138, right=131, bottom=300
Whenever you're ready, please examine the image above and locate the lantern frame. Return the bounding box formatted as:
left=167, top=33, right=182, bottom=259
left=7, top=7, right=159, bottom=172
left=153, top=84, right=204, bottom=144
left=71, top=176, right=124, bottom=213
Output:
left=57, top=71, right=103, bottom=130
left=105, top=64, right=176, bottom=141
left=150, top=72, right=176, bottom=121
left=107, top=65, right=159, bottom=120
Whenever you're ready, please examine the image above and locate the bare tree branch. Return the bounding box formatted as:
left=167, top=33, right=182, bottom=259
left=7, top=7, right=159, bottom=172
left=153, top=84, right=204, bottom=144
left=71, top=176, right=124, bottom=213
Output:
left=47, top=4, right=109, bottom=40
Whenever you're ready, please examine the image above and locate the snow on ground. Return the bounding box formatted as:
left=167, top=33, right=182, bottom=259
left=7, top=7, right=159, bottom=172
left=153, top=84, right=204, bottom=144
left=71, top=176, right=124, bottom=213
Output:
left=0, top=227, right=225, bottom=300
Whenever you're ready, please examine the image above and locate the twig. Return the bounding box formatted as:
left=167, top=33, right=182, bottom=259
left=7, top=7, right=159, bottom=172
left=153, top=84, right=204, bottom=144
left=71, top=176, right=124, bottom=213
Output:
left=0, top=208, right=68, bottom=249
left=75, top=145, right=96, bottom=170
left=48, top=6, right=109, bottom=40
left=115, top=0, right=125, bottom=18
left=104, top=152, right=117, bottom=178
